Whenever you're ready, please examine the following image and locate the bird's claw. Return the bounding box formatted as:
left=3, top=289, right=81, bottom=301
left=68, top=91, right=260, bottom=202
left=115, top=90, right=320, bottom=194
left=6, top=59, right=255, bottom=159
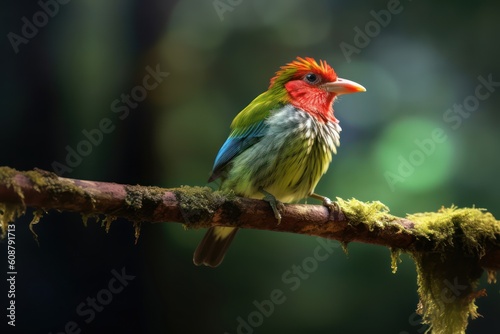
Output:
left=310, top=193, right=344, bottom=221
left=260, top=188, right=284, bottom=224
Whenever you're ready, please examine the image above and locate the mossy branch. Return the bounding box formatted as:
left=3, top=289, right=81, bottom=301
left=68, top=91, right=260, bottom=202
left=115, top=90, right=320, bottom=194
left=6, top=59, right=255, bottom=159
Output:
left=0, top=167, right=499, bottom=334
left=0, top=167, right=498, bottom=264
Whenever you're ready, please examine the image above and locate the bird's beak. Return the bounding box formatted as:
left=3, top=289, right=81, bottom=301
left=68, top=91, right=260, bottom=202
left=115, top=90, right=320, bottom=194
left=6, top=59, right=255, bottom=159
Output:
left=321, top=77, right=366, bottom=95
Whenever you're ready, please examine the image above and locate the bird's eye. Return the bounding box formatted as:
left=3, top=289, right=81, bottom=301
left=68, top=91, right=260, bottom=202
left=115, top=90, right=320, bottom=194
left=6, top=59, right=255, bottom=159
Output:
left=304, top=73, right=319, bottom=84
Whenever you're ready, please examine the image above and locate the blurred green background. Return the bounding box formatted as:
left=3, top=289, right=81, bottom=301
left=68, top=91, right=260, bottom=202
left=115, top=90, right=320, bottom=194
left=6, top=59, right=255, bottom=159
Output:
left=1, top=0, right=500, bottom=333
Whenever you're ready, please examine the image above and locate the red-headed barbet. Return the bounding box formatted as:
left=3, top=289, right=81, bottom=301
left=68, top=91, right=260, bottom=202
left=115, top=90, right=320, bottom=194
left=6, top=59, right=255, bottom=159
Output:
left=193, top=57, right=366, bottom=267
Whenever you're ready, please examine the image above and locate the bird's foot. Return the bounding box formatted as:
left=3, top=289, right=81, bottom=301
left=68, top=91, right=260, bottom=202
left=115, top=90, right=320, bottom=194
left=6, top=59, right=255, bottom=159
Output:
left=310, top=193, right=344, bottom=220
left=260, top=188, right=285, bottom=224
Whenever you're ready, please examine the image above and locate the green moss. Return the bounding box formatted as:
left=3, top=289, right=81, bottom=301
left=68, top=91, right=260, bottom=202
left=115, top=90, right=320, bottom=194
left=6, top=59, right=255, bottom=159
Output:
left=26, top=169, right=89, bottom=204
left=0, top=203, right=24, bottom=238
left=486, top=270, right=497, bottom=284
left=124, top=185, right=146, bottom=210
left=336, top=197, right=400, bottom=231
left=175, top=186, right=229, bottom=227
left=123, top=184, right=168, bottom=225
left=336, top=199, right=499, bottom=333
left=390, top=248, right=402, bottom=274
left=412, top=250, right=484, bottom=334
left=104, top=215, right=117, bottom=233
left=81, top=213, right=90, bottom=227
left=29, top=209, right=44, bottom=245
left=0, top=167, right=25, bottom=204
left=133, top=222, right=141, bottom=244
left=0, top=167, right=26, bottom=237
left=336, top=197, right=407, bottom=270
left=408, top=206, right=499, bottom=334
left=409, top=206, right=500, bottom=255
left=25, top=169, right=54, bottom=192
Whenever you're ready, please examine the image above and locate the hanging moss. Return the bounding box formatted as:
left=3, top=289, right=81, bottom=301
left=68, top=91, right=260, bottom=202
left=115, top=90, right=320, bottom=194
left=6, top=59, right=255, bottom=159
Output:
left=104, top=215, right=117, bottom=233
left=411, top=249, right=485, bottom=334
left=29, top=209, right=45, bottom=245
left=390, top=248, right=402, bottom=274
left=0, top=167, right=26, bottom=237
left=336, top=199, right=500, bottom=333
left=0, top=202, right=24, bottom=238
left=133, top=222, right=141, bottom=244
left=408, top=206, right=500, bottom=334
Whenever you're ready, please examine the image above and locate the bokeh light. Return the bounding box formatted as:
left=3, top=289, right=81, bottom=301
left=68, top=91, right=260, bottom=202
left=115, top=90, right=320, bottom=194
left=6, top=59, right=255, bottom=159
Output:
left=374, top=117, right=455, bottom=192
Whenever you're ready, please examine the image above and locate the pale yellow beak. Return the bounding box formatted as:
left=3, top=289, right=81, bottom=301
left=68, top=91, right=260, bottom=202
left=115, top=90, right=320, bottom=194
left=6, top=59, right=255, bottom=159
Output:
left=321, top=77, right=366, bottom=95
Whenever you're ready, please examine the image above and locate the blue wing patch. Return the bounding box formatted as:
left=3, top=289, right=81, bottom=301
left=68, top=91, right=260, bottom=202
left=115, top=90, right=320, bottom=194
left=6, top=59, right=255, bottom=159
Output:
left=208, top=120, right=268, bottom=182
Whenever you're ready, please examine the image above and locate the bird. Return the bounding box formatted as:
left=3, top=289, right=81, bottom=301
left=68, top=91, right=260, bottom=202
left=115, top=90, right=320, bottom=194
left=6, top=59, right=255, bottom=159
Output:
left=193, top=57, right=365, bottom=267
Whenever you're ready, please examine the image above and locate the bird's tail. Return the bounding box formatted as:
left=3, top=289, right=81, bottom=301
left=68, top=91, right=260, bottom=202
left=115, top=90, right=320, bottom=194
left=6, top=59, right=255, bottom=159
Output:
left=193, top=226, right=238, bottom=267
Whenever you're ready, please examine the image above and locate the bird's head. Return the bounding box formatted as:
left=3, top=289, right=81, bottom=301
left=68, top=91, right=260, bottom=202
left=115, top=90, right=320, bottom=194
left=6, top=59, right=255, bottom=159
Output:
left=269, top=57, right=365, bottom=122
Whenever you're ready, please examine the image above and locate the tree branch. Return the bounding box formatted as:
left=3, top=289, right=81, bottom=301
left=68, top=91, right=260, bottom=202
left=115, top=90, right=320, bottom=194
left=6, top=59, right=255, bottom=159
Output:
left=3, top=166, right=498, bottom=332
left=0, top=167, right=499, bottom=270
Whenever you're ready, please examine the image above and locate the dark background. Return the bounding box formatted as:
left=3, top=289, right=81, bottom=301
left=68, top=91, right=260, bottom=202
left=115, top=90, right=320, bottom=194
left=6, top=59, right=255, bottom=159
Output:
left=1, top=0, right=500, bottom=333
